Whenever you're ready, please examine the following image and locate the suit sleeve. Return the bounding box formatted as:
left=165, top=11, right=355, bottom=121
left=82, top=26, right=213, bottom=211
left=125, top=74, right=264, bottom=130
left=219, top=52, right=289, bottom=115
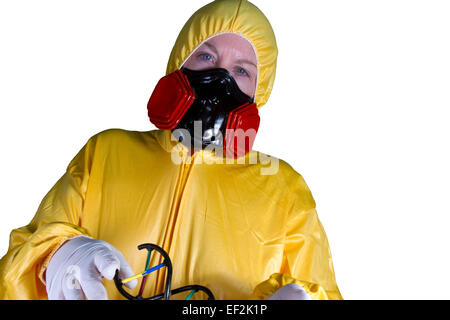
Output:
left=252, top=174, right=343, bottom=300
left=0, top=136, right=98, bottom=299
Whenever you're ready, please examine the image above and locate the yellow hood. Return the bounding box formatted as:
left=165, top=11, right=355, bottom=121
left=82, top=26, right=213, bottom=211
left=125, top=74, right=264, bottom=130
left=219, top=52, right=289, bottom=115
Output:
left=166, top=0, right=278, bottom=108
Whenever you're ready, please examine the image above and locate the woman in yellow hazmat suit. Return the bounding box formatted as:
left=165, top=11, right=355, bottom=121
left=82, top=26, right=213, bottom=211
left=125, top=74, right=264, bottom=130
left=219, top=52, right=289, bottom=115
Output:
left=0, top=0, right=342, bottom=300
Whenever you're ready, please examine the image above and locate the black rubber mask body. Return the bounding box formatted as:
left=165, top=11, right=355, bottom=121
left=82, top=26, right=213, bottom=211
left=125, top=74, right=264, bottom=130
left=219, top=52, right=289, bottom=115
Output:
left=173, top=67, right=253, bottom=149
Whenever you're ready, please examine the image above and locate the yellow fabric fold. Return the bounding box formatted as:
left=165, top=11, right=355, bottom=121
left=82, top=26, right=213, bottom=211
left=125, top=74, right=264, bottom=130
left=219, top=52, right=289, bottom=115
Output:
left=251, top=273, right=341, bottom=300
left=0, top=135, right=96, bottom=299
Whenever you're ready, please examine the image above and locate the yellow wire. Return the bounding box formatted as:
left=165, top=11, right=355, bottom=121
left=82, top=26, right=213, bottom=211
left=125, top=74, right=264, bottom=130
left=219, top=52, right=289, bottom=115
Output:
left=121, top=273, right=144, bottom=284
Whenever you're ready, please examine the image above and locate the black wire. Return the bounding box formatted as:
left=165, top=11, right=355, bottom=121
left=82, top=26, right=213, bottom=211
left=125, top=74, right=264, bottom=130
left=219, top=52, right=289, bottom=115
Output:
left=146, top=285, right=215, bottom=300
left=113, top=243, right=215, bottom=300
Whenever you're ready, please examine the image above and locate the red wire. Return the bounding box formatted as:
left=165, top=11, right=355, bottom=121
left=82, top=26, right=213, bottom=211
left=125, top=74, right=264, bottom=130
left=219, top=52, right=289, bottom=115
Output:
left=138, top=250, right=152, bottom=297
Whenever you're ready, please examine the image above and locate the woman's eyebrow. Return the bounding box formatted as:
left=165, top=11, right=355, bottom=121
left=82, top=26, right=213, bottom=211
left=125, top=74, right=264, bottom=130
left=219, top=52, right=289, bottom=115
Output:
left=203, top=42, right=219, bottom=56
left=236, top=59, right=257, bottom=69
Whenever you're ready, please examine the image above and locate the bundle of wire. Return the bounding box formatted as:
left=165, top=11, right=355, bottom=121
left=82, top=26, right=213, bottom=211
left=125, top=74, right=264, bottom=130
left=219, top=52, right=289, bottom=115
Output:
left=114, top=243, right=215, bottom=300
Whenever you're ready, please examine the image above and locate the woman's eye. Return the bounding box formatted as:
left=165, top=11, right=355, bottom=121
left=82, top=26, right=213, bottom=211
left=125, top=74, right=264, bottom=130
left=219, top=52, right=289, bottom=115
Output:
left=236, top=67, right=249, bottom=77
left=199, top=53, right=213, bottom=62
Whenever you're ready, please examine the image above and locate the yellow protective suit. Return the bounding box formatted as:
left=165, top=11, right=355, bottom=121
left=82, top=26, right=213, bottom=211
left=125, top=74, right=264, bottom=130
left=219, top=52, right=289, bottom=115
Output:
left=0, top=0, right=342, bottom=300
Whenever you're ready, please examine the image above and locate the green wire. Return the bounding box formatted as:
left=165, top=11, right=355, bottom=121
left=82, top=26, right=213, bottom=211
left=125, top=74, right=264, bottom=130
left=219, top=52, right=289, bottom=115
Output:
left=185, top=289, right=197, bottom=300
left=145, top=250, right=152, bottom=270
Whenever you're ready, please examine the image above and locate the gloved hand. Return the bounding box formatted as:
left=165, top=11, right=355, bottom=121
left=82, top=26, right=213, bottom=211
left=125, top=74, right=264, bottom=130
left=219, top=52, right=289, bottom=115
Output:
left=45, top=235, right=137, bottom=300
left=265, top=283, right=312, bottom=300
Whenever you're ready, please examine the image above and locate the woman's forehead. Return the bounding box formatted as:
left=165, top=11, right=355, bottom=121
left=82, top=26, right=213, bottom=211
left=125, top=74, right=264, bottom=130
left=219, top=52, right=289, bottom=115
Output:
left=199, top=33, right=257, bottom=64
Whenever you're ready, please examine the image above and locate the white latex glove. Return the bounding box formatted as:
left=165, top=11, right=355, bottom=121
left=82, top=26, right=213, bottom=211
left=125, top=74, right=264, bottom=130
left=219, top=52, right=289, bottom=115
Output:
left=45, top=235, right=137, bottom=300
left=266, top=283, right=312, bottom=300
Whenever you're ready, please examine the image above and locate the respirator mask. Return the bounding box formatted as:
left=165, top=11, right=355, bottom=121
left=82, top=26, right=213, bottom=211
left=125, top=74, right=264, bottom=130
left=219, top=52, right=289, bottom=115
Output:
left=147, top=67, right=260, bottom=158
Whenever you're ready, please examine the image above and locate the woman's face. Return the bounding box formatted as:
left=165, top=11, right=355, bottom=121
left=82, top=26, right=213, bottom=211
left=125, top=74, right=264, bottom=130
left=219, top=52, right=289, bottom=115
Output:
left=181, top=33, right=257, bottom=98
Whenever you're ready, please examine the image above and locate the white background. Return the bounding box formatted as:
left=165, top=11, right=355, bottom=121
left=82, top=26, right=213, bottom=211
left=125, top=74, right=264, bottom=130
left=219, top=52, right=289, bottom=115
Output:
left=1, top=0, right=449, bottom=299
